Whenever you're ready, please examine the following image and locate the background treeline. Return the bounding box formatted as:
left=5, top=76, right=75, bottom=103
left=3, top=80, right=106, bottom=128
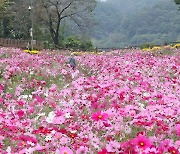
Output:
left=0, top=0, right=179, bottom=49
left=92, top=0, right=180, bottom=48
left=0, top=0, right=96, bottom=50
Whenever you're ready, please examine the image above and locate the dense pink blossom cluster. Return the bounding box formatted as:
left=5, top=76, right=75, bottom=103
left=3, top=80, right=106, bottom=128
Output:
left=0, top=47, right=179, bottom=153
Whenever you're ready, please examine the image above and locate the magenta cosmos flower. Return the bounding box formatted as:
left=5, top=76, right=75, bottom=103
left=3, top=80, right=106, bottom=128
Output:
left=58, top=146, right=73, bottom=154
left=175, top=124, right=180, bottom=137
left=132, top=135, right=152, bottom=150
left=168, top=147, right=179, bottom=154
left=17, top=110, right=25, bottom=118
left=91, top=111, right=109, bottom=121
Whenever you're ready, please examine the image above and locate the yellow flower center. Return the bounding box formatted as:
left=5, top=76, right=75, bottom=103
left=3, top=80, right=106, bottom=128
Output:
left=22, top=141, right=26, bottom=146
left=172, top=150, right=176, bottom=154
left=139, top=142, right=144, bottom=146
left=64, top=152, right=68, bottom=154
left=98, top=115, right=102, bottom=119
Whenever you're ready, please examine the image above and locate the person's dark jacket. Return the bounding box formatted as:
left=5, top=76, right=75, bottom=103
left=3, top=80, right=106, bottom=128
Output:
left=69, top=57, right=76, bottom=69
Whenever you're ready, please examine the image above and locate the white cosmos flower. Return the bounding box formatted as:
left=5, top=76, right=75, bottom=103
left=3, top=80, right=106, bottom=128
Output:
left=143, top=92, right=150, bottom=97
left=43, top=89, right=49, bottom=97
left=72, top=73, right=75, bottom=79
left=30, top=71, right=34, bottom=75
left=38, top=113, right=46, bottom=117
left=59, top=101, right=66, bottom=106
left=28, top=95, right=33, bottom=99
left=51, top=130, right=56, bottom=135
left=139, top=103, right=145, bottom=110
left=6, top=146, right=11, bottom=154
left=45, top=135, right=52, bottom=141
left=65, top=112, right=71, bottom=118
left=25, top=147, right=35, bottom=154
left=63, top=84, right=69, bottom=88
left=27, top=141, right=35, bottom=146
left=18, top=95, right=30, bottom=100
left=69, top=100, right=74, bottom=105
left=71, top=130, right=77, bottom=133
left=46, top=111, right=55, bottom=123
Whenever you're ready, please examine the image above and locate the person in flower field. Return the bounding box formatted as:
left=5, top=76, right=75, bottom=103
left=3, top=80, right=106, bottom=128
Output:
left=69, top=56, right=76, bottom=70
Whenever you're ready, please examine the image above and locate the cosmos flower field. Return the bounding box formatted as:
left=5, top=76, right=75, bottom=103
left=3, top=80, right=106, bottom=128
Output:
left=0, top=47, right=179, bottom=154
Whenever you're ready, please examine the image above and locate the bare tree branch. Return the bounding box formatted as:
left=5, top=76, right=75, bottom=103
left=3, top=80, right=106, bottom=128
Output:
left=35, top=0, right=96, bottom=47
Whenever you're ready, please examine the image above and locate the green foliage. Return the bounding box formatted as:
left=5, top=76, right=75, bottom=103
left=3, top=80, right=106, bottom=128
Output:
left=0, top=0, right=96, bottom=48
left=65, top=36, right=81, bottom=48
left=80, top=40, right=93, bottom=51
left=43, top=41, right=55, bottom=49
left=65, top=36, right=93, bottom=50
left=140, top=43, right=154, bottom=49
left=174, top=0, right=180, bottom=5
left=0, top=0, right=179, bottom=48
left=93, top=0, right=180, bottom=48
left=0, top=0, right=14, bottom=38
left=174, top=0, right=180, bottom=10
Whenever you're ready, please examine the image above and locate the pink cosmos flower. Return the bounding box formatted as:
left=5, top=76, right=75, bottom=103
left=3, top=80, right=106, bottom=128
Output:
left=159, top=139, right=172, bottom=153
left=98, top=148, right=108, bottom=154
left=106, top=141, right=120, bottom=152
left=50, top=84, right=57, bottom=92
left=28, top=107, right=35, bottom=114
left=175, top=124, right=180, bottom=137
left=17, top=100, right=24, bottom=106
left=119, top=91, right=125, bottom=101
left=17, top=110, right=25, bottom=118
left=34, top=144, right=47, bottom=151
left=52, top=116, right=65, bottom=125
left=132, top=135, right=152, bottom=150
left=175, top=140, right=180, bottom=147
left=91, top=111, right=109, bottom=121
left=5, top=93, right=12, bottom=99
left=15, top=86, right=23, bottom=96
left=19, top=135, right=37, bottom=144
left=0, top=136, right=4, bottom=142
left=0, top=97, right=3, bottom=103
left=168, top=147, right=179, bottom=154
left=0, top=84, right=4, bottom=92
left=34, top=95, right=44, bottom=104
left=76, top=146, right=88, bottom=154
left=54, top=132, right=62, bottom=140
left=59, top=146, right=73, bottom=154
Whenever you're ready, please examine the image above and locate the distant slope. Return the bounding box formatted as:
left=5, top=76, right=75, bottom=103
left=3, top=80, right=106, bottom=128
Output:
left=92, top=0, right=180, bottom=48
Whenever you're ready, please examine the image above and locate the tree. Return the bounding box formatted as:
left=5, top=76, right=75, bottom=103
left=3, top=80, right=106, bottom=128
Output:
left=0, top=0, right=5, bottom=4
left=93, top=0, right=180, bottom=48
left=174, top=0, right=180, bottom=5
left=0, top=0, right=14, bottom=38
left=36, top=0, right=96, bottom=48
left=10, top=0, right=49, bottom=40
left=174, top=0, right=180, bottom=9
left=10, top=0, right=33, bottom=39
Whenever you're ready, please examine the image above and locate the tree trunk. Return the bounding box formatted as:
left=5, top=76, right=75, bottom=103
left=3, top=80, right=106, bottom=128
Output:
left=2, top=18, right=10, bottom=38
left=48, top=14, right=61, bottom=48
left=54, top=33, right=59, bottom=48
left=54, top=17, right=61, bottom=48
